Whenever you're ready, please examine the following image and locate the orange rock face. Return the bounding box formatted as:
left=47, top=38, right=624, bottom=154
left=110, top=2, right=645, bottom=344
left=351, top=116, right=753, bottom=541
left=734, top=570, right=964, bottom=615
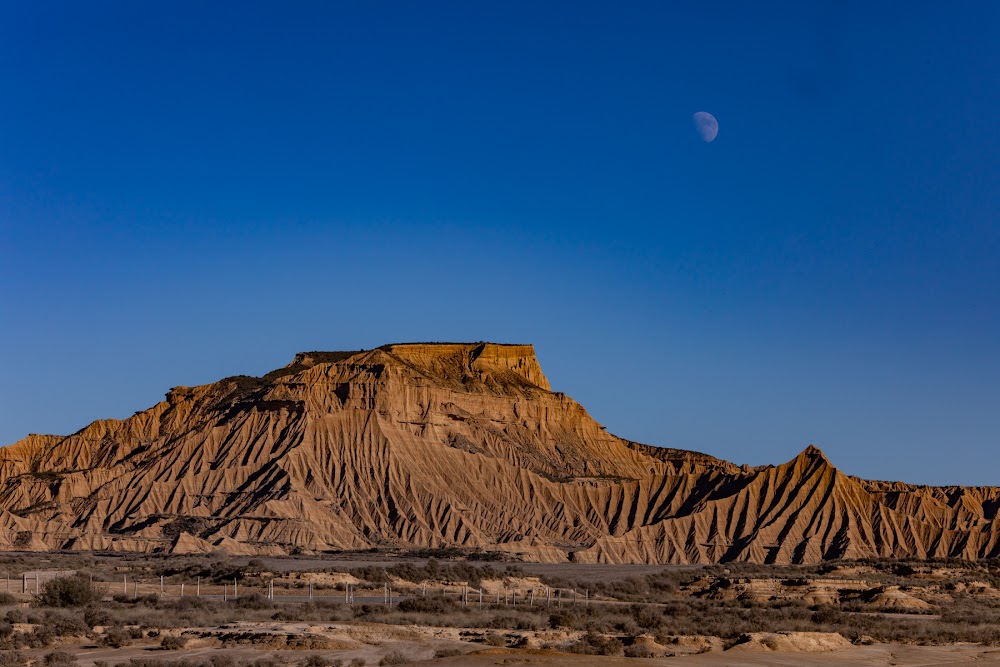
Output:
left=2, top=342, right=999, bottom=563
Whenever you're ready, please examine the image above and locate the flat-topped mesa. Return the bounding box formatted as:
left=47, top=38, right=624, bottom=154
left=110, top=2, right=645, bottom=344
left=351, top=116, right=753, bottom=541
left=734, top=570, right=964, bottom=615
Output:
left=380, top=342, right=552, bottom=391
left=9, top=342, right=1000, bottom=564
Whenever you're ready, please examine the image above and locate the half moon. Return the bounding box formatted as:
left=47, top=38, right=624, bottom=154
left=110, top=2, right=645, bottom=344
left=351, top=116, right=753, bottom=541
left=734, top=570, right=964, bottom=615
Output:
left=693, top=111, right=719, bottom=142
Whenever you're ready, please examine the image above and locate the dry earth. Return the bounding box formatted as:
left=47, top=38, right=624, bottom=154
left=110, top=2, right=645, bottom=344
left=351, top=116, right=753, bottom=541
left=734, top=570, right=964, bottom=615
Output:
left=427, top=644, right=1000, bottom=666
left=30, top=637, right=1000, bottom=667
left=5, top=554, right=1000, bottom=667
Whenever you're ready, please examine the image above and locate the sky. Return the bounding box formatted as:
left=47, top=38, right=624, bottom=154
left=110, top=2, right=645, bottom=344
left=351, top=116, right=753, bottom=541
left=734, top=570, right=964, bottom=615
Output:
left=1, top=1, right=998, bottom=485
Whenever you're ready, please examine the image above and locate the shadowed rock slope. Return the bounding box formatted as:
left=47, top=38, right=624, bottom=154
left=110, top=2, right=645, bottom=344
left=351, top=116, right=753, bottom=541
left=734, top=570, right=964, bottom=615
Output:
left=2, top=342, right=998, bottom=564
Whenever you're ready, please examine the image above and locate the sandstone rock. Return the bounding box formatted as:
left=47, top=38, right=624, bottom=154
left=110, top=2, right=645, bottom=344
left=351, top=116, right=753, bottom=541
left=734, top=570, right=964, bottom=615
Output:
left=863, top=585, right=933, bottom=610
left=3, top=342, right=1000, bottom=564
left=727, top=631, right=852, bottom=652
left=171, top=531, right=214, bottom=555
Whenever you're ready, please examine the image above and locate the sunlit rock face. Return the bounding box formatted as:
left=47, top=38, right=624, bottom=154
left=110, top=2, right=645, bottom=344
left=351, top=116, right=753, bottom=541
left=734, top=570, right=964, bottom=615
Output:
left=3, top=342, right=1000, bottom=563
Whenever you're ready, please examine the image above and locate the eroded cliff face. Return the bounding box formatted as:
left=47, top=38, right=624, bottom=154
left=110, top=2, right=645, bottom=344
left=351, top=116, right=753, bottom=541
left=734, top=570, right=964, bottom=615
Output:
left=1, top=342, right=998, bottom=563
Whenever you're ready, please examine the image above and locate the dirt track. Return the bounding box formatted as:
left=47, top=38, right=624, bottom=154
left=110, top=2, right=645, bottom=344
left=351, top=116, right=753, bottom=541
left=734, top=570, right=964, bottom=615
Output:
left=37, top=638, right=1000, bottom=667
left=424, top=644, right=1000, bottom=666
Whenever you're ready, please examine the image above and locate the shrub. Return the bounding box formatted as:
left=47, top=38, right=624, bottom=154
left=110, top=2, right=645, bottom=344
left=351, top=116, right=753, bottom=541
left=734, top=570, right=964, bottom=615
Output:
left=0, top=652, right=26, bottom=667
left=43, top=652, right=77, bottom=667
left=396, top=597, right=458, bottom=614
left=233, top=594, right=272, bottom=610
left=24, top=625, right=54, bottom=648
left=43, top=611, right=88, bottom=637
left=483, top=632, right=505, bottom=647
left=2, top=611, right=24, bottom=625
left=100, top=626, right=132, bottom=648
left=565, top=632, right=624, bottom=656
left=36, top=577, right=98, bottom=608
left=0, top=595, right=16, bottom=606
left=484, top=613, right=540, bottom=631
left=84, top=606, right=111, bottom=628
left=349, top=660, right=366, bottom=667
left=548, top=611, right=576, bottom=629
left=631, top=606, right=664, bottom=632
left=378, top=653, right=410, bottom=666
left=624, top=644, right=655, bottom=658
left=433, top=649, right=461, bottom=658
left=299, top=657, right=340, bottom=667
left=160, top=636, right=186, bottom=650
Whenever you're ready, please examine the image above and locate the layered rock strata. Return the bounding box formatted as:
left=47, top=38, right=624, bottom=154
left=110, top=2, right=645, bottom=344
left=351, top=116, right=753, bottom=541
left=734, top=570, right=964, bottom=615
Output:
left=2, top=342, right=997, bottom=564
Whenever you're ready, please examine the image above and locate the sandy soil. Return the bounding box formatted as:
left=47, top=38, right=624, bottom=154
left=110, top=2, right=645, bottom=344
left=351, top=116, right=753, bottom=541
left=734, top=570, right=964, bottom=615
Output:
left=428, top=645, right=1000, bottom=666
left=34, top=636, right=1000, bottom=667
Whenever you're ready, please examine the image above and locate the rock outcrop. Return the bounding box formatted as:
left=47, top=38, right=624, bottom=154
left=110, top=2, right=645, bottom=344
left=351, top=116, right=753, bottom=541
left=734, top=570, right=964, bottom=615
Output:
left=1, top=342, right=998, bottom=564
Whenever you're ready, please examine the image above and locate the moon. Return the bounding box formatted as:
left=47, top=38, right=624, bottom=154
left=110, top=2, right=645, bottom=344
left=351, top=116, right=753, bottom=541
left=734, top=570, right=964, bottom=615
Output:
left=692, top=111, right=719, bottom=142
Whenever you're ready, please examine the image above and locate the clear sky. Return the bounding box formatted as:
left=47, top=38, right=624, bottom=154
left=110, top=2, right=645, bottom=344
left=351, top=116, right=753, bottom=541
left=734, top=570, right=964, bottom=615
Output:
left=2, top=1, right=998, bottom=485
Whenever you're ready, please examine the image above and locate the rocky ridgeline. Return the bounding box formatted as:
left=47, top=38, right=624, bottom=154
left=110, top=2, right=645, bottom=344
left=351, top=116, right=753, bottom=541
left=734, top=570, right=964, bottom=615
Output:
left=2, top=342, right=1000, bottom=563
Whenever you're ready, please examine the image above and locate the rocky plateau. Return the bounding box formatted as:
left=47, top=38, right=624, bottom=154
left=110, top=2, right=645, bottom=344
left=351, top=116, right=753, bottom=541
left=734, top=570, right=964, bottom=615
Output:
left=2, top=342, right=999, bottom=564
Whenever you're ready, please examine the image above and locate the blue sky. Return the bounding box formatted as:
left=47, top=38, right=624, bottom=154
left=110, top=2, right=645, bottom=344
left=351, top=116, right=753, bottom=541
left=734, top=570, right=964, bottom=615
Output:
left=2, top=1, right=998, bottom=484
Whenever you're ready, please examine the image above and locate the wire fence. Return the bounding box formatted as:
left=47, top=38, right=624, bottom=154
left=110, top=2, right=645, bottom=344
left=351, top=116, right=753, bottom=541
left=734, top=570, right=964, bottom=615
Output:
left=7, top=570, right=596, bottom=609
left=96, top=576, right=591, bottom=608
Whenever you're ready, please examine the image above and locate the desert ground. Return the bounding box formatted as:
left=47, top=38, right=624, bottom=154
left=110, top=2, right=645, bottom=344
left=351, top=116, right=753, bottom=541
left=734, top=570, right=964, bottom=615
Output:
left=4, top=552, right=1000, bottom=667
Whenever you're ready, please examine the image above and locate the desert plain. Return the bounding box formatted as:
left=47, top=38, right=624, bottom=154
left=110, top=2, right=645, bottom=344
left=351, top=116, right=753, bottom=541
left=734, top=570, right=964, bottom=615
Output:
left=7, top=553, right=1000, bottom=666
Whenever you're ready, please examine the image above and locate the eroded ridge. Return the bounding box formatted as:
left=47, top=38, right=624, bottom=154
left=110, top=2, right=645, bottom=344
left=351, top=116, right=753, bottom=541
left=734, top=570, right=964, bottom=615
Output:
left=2, top=342, right=997, bottom=563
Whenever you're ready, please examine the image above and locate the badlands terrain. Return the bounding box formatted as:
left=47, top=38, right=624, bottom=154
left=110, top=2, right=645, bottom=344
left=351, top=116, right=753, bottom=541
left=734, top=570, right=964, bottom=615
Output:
left=3, top=341, right=1000, bottom=564
left=4, top=342, right=1000, bottom=665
